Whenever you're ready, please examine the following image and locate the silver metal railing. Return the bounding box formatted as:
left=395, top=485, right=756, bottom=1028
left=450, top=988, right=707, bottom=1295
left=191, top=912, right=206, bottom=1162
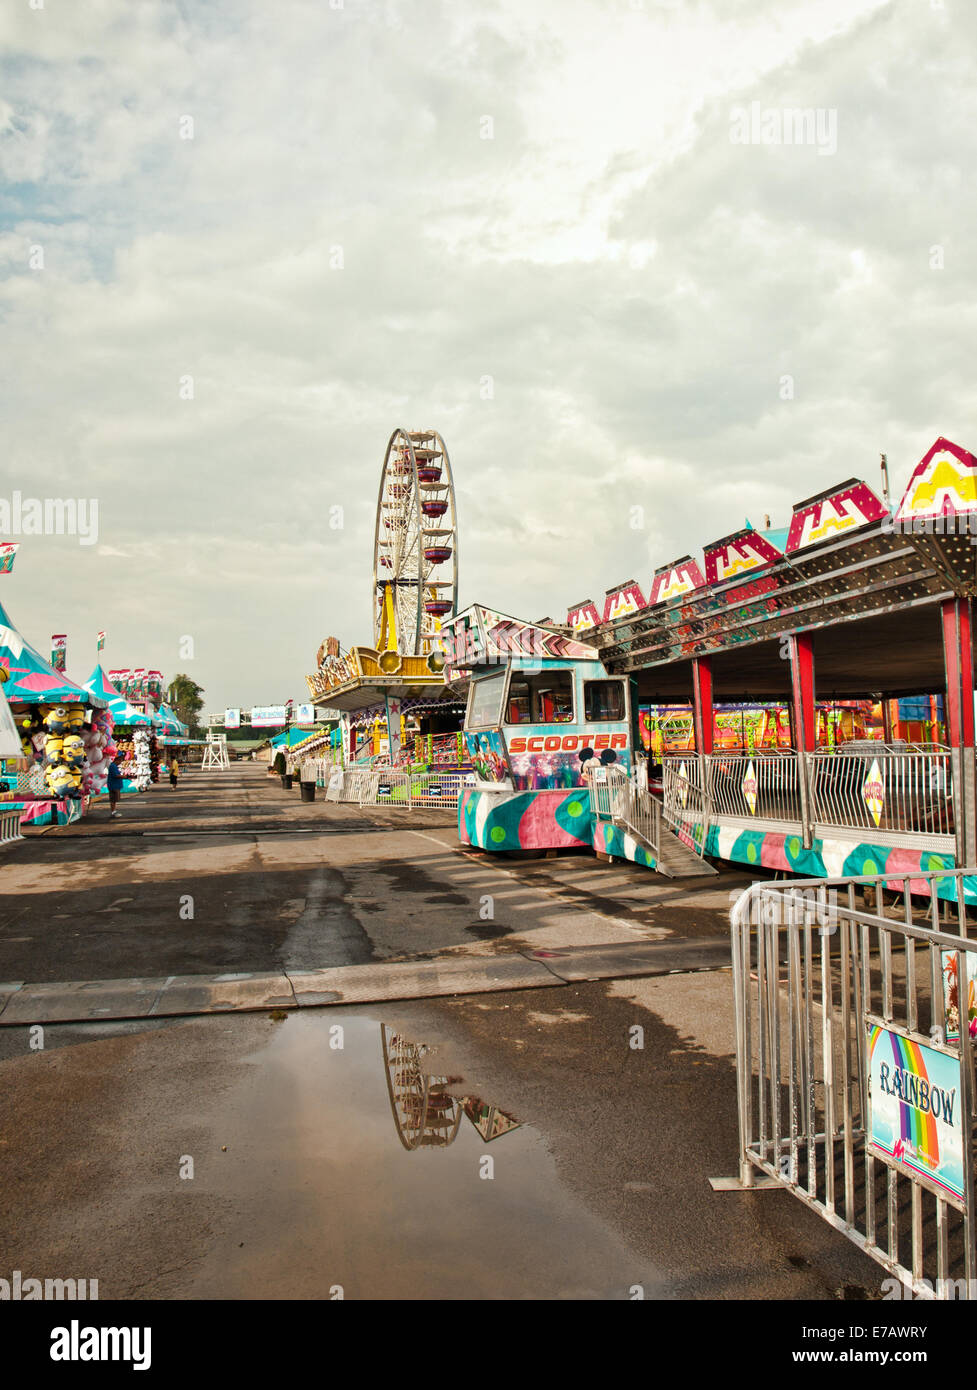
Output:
left=618, top=781, right=662, bottom=852
left=0, top=810, right=23, bottom=846
left=729, top=868, right=977, bottom=1298
left=661, top=748, right=955, bottom=848
left=588, top=765, right=663, bottom=854
left=584, top=764, right=628, bottom=819
left=810, top=749, right=953, bottom=839
left=709, top=750, right=802, bottom=824
left=661, top=756, right=711, bottom=853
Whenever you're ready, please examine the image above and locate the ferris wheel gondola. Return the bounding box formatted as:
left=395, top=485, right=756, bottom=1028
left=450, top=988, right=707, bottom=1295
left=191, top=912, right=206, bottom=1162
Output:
left=372, top=428, right=458, bottom=656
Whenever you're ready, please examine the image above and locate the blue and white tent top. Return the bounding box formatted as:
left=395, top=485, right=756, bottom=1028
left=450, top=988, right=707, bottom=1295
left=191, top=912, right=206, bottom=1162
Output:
left=154, top=703, right=189, bottom=737
left=0, top=599, right=105, bottom=706
left=83, top=664, right=156, bottom=727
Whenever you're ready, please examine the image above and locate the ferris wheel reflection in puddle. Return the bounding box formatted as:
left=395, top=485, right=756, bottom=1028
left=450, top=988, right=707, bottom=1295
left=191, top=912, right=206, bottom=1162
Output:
left=380, top=1024, right=522, bottom=1151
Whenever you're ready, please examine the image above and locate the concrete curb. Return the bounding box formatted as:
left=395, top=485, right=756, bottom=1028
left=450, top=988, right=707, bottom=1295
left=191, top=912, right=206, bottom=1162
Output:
left=0, top=957, right=562, bottom=1026
left=0, top=938, right=731, bottom=1026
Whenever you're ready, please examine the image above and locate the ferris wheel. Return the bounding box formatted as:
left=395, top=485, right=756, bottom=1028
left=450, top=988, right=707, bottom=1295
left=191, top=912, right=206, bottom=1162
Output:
left=372, top=428, right=458, bottom=657
left=380, top=1025, right=463, bottom=1151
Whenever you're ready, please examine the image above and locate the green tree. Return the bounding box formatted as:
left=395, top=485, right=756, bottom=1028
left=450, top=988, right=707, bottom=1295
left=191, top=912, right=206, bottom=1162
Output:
left=167, top=674, right=205, bottom=737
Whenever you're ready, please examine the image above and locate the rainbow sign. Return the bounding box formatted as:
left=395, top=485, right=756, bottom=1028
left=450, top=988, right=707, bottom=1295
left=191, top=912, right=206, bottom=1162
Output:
left=868, top=1025, right=963, bottom=1201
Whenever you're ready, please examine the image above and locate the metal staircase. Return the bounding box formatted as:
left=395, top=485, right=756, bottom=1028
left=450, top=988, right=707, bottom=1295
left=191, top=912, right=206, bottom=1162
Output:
left=590, top=768, right=716, bottom=878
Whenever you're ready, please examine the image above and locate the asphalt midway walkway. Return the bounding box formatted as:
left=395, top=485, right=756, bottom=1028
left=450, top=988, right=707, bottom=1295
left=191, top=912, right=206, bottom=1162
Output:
left=0, top=764, right=745, bottom=1024
left=0, top=766, right=885, bottom=1299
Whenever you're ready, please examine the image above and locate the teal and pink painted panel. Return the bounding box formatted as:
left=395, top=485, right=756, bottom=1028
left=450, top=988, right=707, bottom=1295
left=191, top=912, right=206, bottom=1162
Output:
left=460, top=787, right=592, bottom=852
left=696, top=821, right=973, bottom=902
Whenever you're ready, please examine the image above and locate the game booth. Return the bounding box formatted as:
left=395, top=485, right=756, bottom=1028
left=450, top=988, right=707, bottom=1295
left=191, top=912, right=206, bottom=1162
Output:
left=0, top=600, right=112, bottom=826
left=153, top=703, right=197, bottom=763
left=84, top=664, right=159, bottom=793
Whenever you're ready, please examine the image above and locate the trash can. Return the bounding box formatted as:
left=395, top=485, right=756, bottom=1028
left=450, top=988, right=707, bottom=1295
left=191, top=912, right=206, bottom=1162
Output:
left=300, top=782, right=316, bottom=802
left=282, top=774, right=293, bottom=789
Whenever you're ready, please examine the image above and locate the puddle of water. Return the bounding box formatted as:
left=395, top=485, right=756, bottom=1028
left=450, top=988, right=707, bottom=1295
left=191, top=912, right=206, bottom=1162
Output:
left=187, top=1012, right=664, bottom=1300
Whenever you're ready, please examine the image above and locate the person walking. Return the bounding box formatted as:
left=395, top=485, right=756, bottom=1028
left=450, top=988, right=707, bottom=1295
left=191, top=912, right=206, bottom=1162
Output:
left=169, top=757, right=180, bottom=789
left=107, top=755, right=124, bottom=819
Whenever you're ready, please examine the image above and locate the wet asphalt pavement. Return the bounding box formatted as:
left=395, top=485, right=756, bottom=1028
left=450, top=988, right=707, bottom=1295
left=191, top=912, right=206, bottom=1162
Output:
left=0, top=766, right=884, bottom=1299
left=0, top=765, right=746, bottom=984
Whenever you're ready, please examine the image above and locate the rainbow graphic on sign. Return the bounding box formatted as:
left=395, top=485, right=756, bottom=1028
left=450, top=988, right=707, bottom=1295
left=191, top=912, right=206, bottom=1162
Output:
left=868, top=1025, right=963, bottom=1201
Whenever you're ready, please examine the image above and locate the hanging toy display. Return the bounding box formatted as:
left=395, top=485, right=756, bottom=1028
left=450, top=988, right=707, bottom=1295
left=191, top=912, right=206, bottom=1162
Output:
left=81, top=707, right=114, bottom=796
left=131, top=728, right=152, bottom=791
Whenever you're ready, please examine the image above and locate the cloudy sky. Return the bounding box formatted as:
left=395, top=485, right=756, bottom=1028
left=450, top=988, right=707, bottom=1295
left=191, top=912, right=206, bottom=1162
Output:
left=0, top=0, right=972, bottom=711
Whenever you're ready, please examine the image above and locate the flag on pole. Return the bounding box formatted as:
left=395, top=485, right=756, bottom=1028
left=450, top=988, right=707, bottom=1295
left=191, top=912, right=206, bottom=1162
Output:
left=51, top=634, right=67, bottom=672
left=0, top=543, right=19, bottom=574
left=97, top=630, right=106, bottom=651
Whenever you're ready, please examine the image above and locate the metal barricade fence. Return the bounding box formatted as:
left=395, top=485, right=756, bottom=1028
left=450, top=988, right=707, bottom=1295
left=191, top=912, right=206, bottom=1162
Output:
left=321, top=767, right=463, bottom=811
left=729, top=867, right=977, bottom=1298
left=0, top=810, right=23, bottom=846
left=339, top=768, right=374, bottom=804
left=408, top=771, right=462, bottom=810
left=361, top=769, right=412, bottom=807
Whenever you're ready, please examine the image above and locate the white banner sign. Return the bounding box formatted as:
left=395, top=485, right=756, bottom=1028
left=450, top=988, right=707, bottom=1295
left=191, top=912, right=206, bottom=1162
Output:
left=251, top=705, right=287, bottom=728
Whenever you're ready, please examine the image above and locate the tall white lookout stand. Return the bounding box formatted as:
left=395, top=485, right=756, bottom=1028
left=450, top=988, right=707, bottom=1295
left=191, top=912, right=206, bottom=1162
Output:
left=201, top=732, right=230, bottom=770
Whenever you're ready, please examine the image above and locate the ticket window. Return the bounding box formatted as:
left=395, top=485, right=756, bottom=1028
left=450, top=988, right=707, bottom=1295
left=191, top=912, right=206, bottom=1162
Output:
left=584, top=680, right=626, bottom=722
left=506, top=670, right=575, bottom=724
left=467, top=670, right=507, bottom=729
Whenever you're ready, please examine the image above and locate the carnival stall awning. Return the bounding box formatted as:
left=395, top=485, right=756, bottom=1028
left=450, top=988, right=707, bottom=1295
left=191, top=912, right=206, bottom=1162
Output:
left=83, top=663, right=154, bottom=725
left=269, top=727, right=317, bottom=750
left=154, top=703, right=189, bottom=737
left=0, top=600, right=105, bottom=706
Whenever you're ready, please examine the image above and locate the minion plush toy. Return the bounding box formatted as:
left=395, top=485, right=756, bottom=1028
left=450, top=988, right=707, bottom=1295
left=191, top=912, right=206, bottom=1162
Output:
left=46, top=762, right=76, bottom=798
left=44, top=706, right=69, bottom=736
left=62, top=733, right=85, bottom=769
left=44, top=734, right=64, bottom=767
left=65, top=705, right=85, bottom=731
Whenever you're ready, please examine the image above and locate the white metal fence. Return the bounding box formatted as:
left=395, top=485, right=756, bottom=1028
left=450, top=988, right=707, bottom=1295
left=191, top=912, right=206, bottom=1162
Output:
left=317, top=766, right=462, bottom=811
left=0, top=810, right=22, bottom=846
left=730, top=868, right=977, bottom=1298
